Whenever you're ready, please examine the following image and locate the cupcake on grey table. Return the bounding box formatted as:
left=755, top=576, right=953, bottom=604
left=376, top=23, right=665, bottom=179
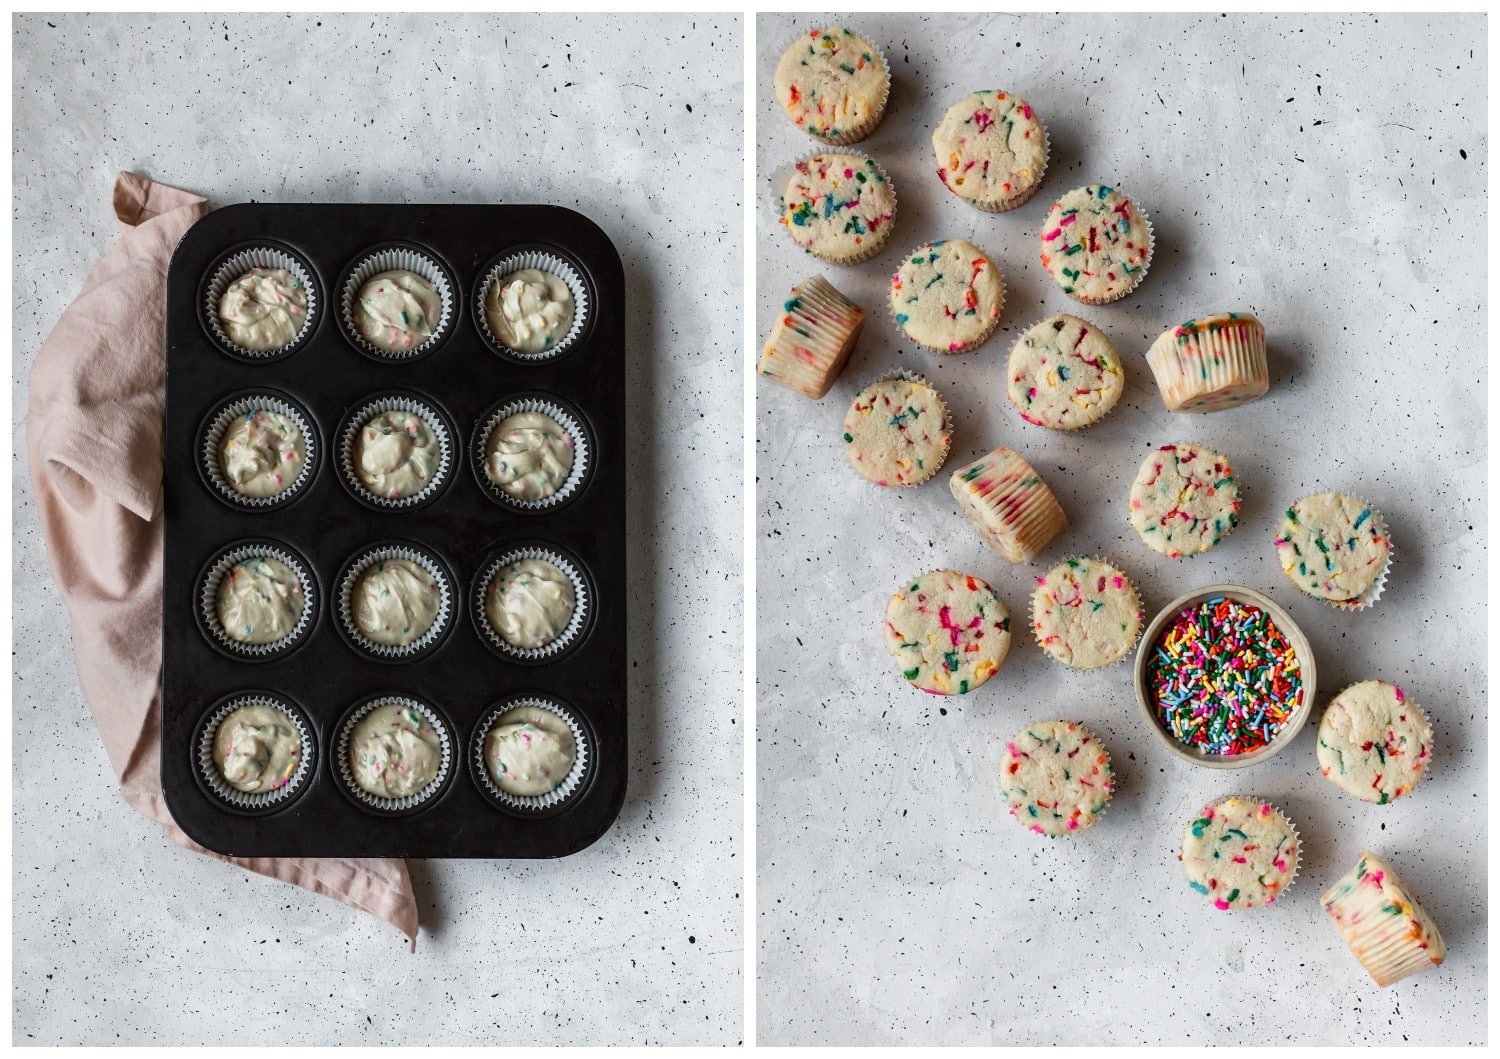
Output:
left=351, top=269, right=441, bottom=352
left=212, top=701, right=303, bottom=794
left=218, top=408, right=307, bottom=500
left=348, top=700, right=443, bottom=800
left=216, top=267, right=308, bottom=351
left=484, top=410, right=576, bottom=501
left=484, top=268, right=574, bottom=355
left=215, top=554, right=305, bottom=646
left=483, top=705, right=578, bottom=797
left=351, top=558, right=443, bottom=647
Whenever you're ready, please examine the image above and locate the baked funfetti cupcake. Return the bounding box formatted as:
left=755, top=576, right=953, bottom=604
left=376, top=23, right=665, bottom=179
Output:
left=484, top=410, right=575, bottom=501
left=949, top=446, right=1067, bottom=563
left=1316, top=680, right=1433, bottom=805
left=349, top=701, right=442, bottom=799
left=1146, top=313, right=1269, bottom=413
left=780, top=153, right=896, bottom=265
left=218, top=409, right=306, bottom=499
left=1006, top=313, right=1124, bottom=430
left=774, top=26, right=890, bottom=145
left=212, top=702, right=302, bottom=794
left=842, top=373, right=951, bottom=487
left=757, top=275, right=866, bottom=399
left=355, top=409, right=440, bottom=500
left=352, top=558, right=442, bottom=647
left=215, top=555, right=304, bottom=645
left=1275, top=492, right=1391, bottom=607
left=889, top=239, right=1004, bottom=353
left=486, top=558, right=576, bottom=650
left=1322, top=851, right=1446, bottom=987
left=484, top=705, right=578, bottom=797
left=1180, top=797, right=1299, bottom=910
left=216, top=267, right=308, bottom=352
left=884, top=569, right=1011, bottom=695
left=1000, top=720, right=1113, bottom=835
left=1039, top=184, right=1152, bottom=304
left=932, top=90, right=1048, bottom=212
left=1128, top=443, right=1240, bottom=558
left=351, top=269, right=441, bottom=352
left=484, top=268, right=574, bottom=355
left=1031, top=557, right=1143, bottom=670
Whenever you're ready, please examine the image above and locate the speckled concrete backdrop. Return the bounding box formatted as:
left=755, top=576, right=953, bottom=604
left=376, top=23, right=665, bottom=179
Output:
left=13, top=13, right=741, bottom=1046
left=755, top=12, right=1484, bottom=1046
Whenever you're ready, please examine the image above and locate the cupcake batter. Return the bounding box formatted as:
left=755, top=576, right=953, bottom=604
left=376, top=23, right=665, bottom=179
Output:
left=884, top=569, right=1011, bottom=695
left=1030, top=557, right=1142, bottom=670
left=1127, top=443, right=1240, bottom=558
left=484, top=706, right=578, bottom=797
left=215, top=554, right=304, bottom=645
left=1006, top=314, right=1124, bottom=430
left=486, top=558, right=576, bottom=650
left=932, top=90, right=1048, bottom=212
left=1275, top=491, right=1390, bottom=603
left=352, top=558, right=442, bottom=647
left=1316, top=680, right=1433, bottom=804
left=1180, top=797, right=1299, bottom=910
left=1039, top=184, right=1152, bottom=303
left=484, top=410, right=576, bottom=501
left=889, top=239, right=1004, bottom=353
left=349, top=700, right=442, bottom=799
left=218, top=409, right=306, bottom=499
left=216, top=266, right=308, bottom=351
left=212, top=702, right=302, bottom=794
left=999, top=721, right=1113, bottom=836
left=355, top=409, right=440, bottom=500
left=351, top=269, right=441, bottom=352
left=485, top=268, right=574, bottom=354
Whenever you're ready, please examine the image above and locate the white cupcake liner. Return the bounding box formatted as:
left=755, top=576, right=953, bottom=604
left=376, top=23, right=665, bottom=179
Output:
left=194, top=693, right=314, bottom=812
left=335, top=694, right=454, bottom=814
left=756, top=274, right=867, bottom=399
left=336, top=544, right=454, bottom=660
left=339, top=246, right=455, bottom=360
left=1000, top=719, right=1115, bottom=837
left=200, top=393, right=317, bottom=509
left=1005, top=312, right=1126, bottom=431
left=337, top=394, right=454, bottom=509
left=842, top=369, right=952, bottom=488
left=773, top=26, right=891, bottom=146
left=781, top=148, right=898, bottom=265
left=473, top=396, right=592, bottom=511
left=933, top=92, right=1050, bottom=213
left=475, top=248, right=590, bottom=361
left=202, top=246, right=318, bottom=359
left=471, top=696, right=591, bottom=814
left=198, top=541, right=317, bottom=659
left=1127, top=441, right=1241, bottom=559
left=1181, top=796, right=1301, bottom=909
left=1029, top=555, right=1144, bottom=671
left=1322, top=852, right=1446, bottom=987
left=473, top=545, right=591, bottom=663
left=887, top=238, right=1007, bottom=354
left=949, top=445, right=1068, bottom=563
left=1146, top=313, right=1269, bottom=414
left=1042, top=186, right=1153, bottom=305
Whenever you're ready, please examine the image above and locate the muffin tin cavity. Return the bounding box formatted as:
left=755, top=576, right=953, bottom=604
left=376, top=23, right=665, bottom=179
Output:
left=335, top=542, right=456, bottom=662
left=474, top=247, right=593, bottom=362
left=336, top=392, right=456, bottom=510
left=472, top=394, right=593, bottom=512
left=201, top=243, right=321, bottom=361
left=334, top=693, right=455, bottom=815
left=193, top=691, right=315, bottom=814
left=338, top=244, right=456, bottom=362
left=197, top=540, right=319, bottom=661
left=469, top=695, right=593, bottom=817
left=200, top=390, right=320, bottom=511
left=472, top=543, right=593, bottom=664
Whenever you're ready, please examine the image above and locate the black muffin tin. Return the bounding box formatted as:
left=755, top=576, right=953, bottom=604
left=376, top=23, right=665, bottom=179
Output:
left=162, top=203, right=626, bottom=857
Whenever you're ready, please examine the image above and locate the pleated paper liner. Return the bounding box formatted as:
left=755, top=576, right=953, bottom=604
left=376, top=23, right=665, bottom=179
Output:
left=336, top=392, right=455, bottom=510
left=1126, top=441, right=1242, bottom=559
left=773, top=26, right=891, bottom=146
left=1039, top=185, right=1153, bottom=305
left=842, top=369, right=952, bottom=488
left=1179, top=796, right=1301, bottom=910
left=932, top=91, right=1050, bottom=213
left=335, top=543, right=455, bottom=662
left=338, top=244, right=456, bottom=362
left=999, top=719, right=1114, bottom=837
left=474, top=247, right=591, bottom=362
left=886, top=239, right=1006, bottom=354
left=1005, top=312, right=1125, bottom=431
left=1275, top=493, right=1393, bottom=612
left=1146, top=313, right=1269, bottom=414
left=197, top=540, right=318, bottom=661
left=756, top=274, right=867, bottom=399
left=948, top=445, right=1068, bottom=563
left=780, top=148, right=898, bottom=265
left=471, top=394, right=593, bottom=512
left=200, top=243, right=319, bottom=360
left=1321, top=851, right=1446, bottom=987
left=193, top=691, right=314, bottom=814
left=199, top=391, right=318, bottom=511
left=472, top=544, right=593, bottom=665
left=334, top=694, right=455, bottom=816
left=470, top=695, right=593, bottom=817
left=1029, top=555, right=1144, bottom=671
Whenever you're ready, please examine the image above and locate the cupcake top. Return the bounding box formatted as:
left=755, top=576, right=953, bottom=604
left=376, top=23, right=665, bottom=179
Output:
left=351, top=269, right=441, bottom=352
left=781, top=153, right=896, bottom=264
left=216, top=267, right=308, bottom=352
left=212, top=702, right=302, bottom=794
left=1000, top=720, right=1113, bottom=836
left=1007, top=313, right=1124, bottom=430
left=932, top=90, right=1048, bottom=211
left=355, top=409, right=440, bottom=501
left=351, top=558, right=442, bottom=647
left=1316, top=680, right=1433, bottom=804
left=1031, top=557, right=1142, bottom=670
left=215, top=554, right=305, bottom=645
left=218, top=409, right=306, bottom=499
left=485, top=268, right=575, bottom=355
left=889, top=239, right=1004, bottom=353
left=485, top=558, right=577, bottom=651
left=1039, top=184, right=1151, bottom=303
left=884, top=569, right=1011, bottom=695
left=773, top=26, right=889, bottom=144
left=1180, top=797, right=1299, bottom=910
left=1275, top=492, right=1390, bottom=603
left=349, top=700, right=442, bottom=799
left=1128, top=443, right=1239, bottom=558
left=484, top=705, right=578, bottom=797
left=484, top=410, right=576, bottom=502
left=842, top=373, right=951, bottom=487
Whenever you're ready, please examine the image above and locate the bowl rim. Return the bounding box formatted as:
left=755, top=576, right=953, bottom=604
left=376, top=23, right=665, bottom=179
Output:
left=1133, top=583, right=1317, bottom=770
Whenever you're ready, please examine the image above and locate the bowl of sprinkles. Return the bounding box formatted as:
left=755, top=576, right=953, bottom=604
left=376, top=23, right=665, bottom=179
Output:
left=1134, top=584, right=1315, bottom=768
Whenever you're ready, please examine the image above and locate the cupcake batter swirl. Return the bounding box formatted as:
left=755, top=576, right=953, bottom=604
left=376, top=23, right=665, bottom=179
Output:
left=486, top=558, right=577, bottom=650
left=484, top=410, right=576, bottom=501
left=1127, top=443, right=1240, bottom=558
left=356, top=409, right=440, bottom=500
left=217, top=267, right=308, bottom=351
left=1007, top=314, right=1124, bottom=429
left=932, top=90, right=1047, bottom=211
left=215, top=555, right=304, bottom=645
left=780, top=153, right=895, bottom=264
left=218, top=409, right=306, bottom=499
left=352, top=558, right=442, bottom=647
left=889, top=239, right=1003, bottom=353
left=484, top=706, right=578, bottom=797
left=213, top=703, right=302, bottom=794
left=349, top=701, right=442, bottom=799
left=884, top=569, right=1011, bottom=695
left=352, top=269, right=441, bottom=352
left=485, top=268, right=575, bottom=354
left=1000, top=721, right=1113, bottom=836
left=1039, top=184, right=1152, bottom=303
left=1180, top=797, right=1299, bottom=910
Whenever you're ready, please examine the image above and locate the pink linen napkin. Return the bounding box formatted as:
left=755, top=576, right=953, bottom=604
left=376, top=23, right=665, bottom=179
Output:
left=25, top=171, right=418, bottom=947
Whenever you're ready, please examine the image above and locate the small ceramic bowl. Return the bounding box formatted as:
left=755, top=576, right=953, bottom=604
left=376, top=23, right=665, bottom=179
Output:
left=1133, top=583, right=1316, bottom=769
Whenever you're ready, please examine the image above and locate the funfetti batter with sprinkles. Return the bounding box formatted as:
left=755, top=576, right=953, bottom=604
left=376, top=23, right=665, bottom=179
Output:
left=884, top=569, right=1011, bottom=695
left=351, top=269, right=441, bottom=352
left=1322, top=851, right=1446, bottom=987
left=1179, top=797, right=1299, bottom=910
left=889, top=239, right=1004, bottom=353
left=932, top=90, right=1049, bottom=212
left=774, top=26, right=890, bottom=145
left=842, top=372, right=951, bottom=487
left=1316, top=680, right=1433, bottom=805
left=1039, top=183, right=1152, bottom=304
left=1006, top=313, right=1124, bottom=430
left=999, top=720, right=1113, bottom=836
left=780, top=152, right=897, bottom=264
left=216, top=266, right=307, bottom=352
left=1031, top=557, right=1143, bottom=670
left=1274, top=491, right=1391, bottom=607
left=215, top=555, right=304, bottom=646
left=1127, top=442, right=1240, bottom=558
left=218, top=409, right=306, bottom=499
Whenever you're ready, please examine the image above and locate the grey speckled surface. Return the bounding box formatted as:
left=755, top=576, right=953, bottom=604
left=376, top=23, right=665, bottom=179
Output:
left=755, top=12, right=1485, bottom=1046
left=13, top=13, right=741, bottom=1046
